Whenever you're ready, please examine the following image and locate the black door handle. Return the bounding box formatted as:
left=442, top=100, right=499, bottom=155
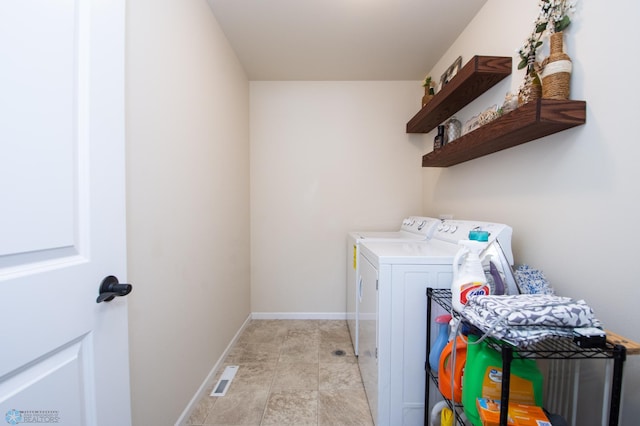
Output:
left=97, top=275, right=132, bottom=303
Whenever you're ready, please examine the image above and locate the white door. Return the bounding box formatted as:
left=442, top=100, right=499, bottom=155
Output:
left=0, top=0, right=131, bottom=425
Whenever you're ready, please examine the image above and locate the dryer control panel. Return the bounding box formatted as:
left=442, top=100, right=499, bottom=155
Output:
left=401, top=216, right=440, bottom=238
left=432, top=219, right=513, bottom=264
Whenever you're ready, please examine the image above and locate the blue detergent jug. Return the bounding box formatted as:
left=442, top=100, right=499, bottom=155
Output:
left=428, top=314, right=452, bottom=372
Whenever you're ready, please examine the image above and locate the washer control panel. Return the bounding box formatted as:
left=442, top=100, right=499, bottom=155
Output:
left=432, top=219, right=512, bottom=247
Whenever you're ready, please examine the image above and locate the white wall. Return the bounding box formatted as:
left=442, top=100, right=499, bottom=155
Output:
left=126, top=0, right=250, bottom=424
left=250, top=81, right=427, bottom=314
left=421, top=0, right=640, bottom=423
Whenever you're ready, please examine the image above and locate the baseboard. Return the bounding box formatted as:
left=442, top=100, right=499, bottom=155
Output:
left=251, top=312, right=347, bottom=320
left=174, top=313, right=252, bottom=426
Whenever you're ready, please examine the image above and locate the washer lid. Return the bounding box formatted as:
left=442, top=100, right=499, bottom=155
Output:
left=359, top=240, right=457, bottom=265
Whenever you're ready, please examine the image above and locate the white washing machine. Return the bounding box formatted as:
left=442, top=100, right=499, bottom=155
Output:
left=357, top=219, right=515, bottom=426
left=347, top=216, right=440, bottom=355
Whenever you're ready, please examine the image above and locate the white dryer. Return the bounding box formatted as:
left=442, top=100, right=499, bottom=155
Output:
left=347, top=216, right=440, bottom=355
left=357, top=219, right=515, bottom=426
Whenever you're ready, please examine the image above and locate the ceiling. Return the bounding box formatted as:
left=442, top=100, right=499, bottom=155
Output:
left=207, top=0, right=487, bottom=81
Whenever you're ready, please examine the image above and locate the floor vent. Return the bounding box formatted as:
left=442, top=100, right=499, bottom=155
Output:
left=210, top=365, right=239, bottom=397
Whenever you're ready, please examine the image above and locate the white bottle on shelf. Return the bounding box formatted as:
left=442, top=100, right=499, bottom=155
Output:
left=451, top=238, right=489, bottom=312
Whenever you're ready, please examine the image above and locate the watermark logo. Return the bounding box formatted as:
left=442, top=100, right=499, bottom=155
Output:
left=4, top=410, right=60, bottom=424
left=5, top=410, right=22, bottom=425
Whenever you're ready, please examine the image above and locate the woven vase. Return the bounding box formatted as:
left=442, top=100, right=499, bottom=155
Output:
left=541, top=31, right=572, bottom=100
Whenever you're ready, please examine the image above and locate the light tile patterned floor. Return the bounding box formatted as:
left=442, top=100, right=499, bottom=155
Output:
left=186, top=320, right=374, bottom=426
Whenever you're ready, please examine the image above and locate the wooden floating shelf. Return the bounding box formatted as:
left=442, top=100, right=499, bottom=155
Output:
left=406, top=55, right=512, bottom=134
left=421, top=99, right=587, bottom=167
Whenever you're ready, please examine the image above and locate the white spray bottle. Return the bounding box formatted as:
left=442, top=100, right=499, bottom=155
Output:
left=451, top=234, right=490, bottom=312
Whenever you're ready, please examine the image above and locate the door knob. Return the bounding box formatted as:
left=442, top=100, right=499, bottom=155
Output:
left=97, top=275, right=132, bottom=303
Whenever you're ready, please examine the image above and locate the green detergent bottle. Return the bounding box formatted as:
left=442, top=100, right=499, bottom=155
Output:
left=462, top=334, right=544, bottom=426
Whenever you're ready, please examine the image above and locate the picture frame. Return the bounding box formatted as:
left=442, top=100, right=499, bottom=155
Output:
left=439, top=56, right=463, bottom=92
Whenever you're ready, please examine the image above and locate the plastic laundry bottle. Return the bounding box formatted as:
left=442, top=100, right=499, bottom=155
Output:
left=428, top=314, right=452, bottom=372
left=462, top=333, right=544, bottom=426
left=451, top=236, right=490, bottom=312
left=438, top=335, right=467, bottom=403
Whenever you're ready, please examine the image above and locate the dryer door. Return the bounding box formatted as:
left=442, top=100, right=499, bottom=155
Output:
left=358, top=254, right=378, bottom=425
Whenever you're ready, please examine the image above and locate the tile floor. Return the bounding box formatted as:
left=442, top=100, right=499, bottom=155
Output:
left=186, top=320, right=374, bottom=426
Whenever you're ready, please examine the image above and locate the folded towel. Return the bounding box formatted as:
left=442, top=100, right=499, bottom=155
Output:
left=460, top=294, right=602, bottom=347
left=514, top=265, right=554, bottom=295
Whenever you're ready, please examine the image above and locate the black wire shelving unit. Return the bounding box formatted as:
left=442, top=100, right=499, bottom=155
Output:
left=425, top=288, right=627, bottom=426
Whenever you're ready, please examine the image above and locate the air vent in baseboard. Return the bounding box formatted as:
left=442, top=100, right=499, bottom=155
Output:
left=210, top=365, right=239, bottom=397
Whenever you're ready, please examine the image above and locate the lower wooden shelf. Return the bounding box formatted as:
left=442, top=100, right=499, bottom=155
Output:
left=422, top=99, right=586, bottom=167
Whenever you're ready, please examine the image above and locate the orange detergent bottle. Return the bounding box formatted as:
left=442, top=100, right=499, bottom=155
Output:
left=438, top=335, right=467, bottom=402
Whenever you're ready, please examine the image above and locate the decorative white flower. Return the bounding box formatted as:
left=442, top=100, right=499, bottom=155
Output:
left=517, top=0, right=576, bottom=73
left=538, top=0, right=576, bottom=34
